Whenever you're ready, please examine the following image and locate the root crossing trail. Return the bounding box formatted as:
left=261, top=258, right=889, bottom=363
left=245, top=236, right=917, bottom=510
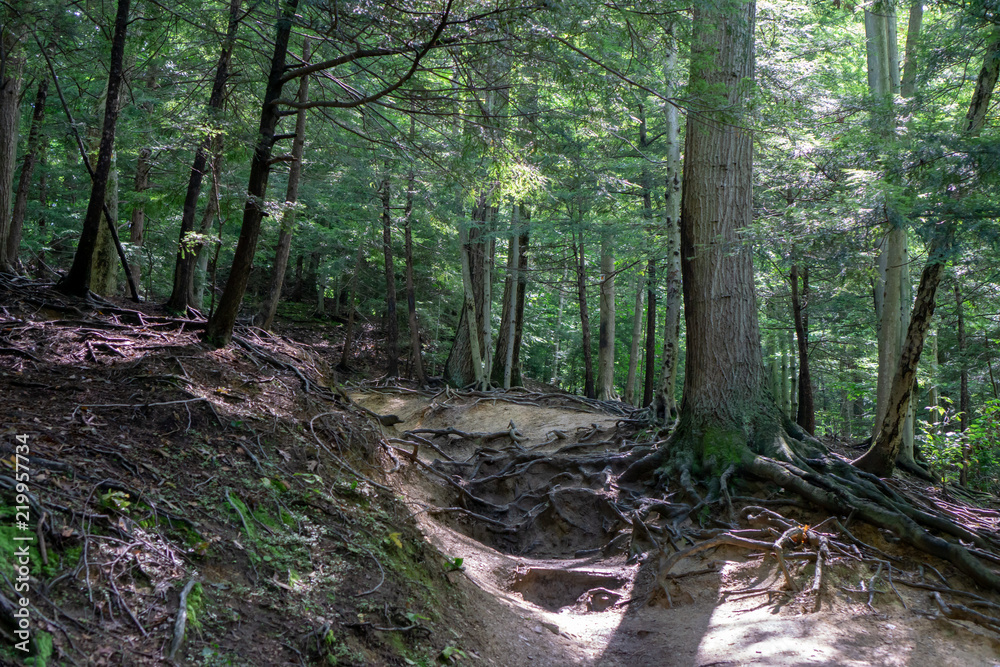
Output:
left=353, top=387, right=1000, bottom=667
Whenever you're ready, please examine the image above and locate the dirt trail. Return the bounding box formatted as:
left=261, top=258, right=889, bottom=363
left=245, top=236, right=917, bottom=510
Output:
left=355, top=389, right=1000, bottom=667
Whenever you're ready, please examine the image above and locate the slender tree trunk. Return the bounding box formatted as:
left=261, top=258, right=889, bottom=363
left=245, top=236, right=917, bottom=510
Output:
left=597, top=229, right=618, bottom=400
left=0, top=26, right=24, bottom=272
left=655, top=21, right=683, bottom=421
left=790, top=265, right=815, bottom=434
left=502, top=212, right=520, bottom=389
left=89, top=151, right=119, bottom=296
left=927, top=328, right=939, bottom=429
left=192, top=149, right=222, bottom=309
left=7, top=77, right=47, bottom=268
left=855, top=238, right=950, bottom=475
left=512, top=223, right=529, bottom=383
left=493, top=208, right=519, bottom=386
left=338, top=243, right=364, bottom=370
left=900, top=0, right=923, bottom=98
left=255, top=38, right=310, bottom=330
left=403, top=150, right=426, bottom=385
left=458, top=223, right=486, bottom=388
left=624, top=276, right=644, bottom=405
left=955, top=278, right=970, bottom=484
left=574, top=232, right=595, bottom=399
left=169, top=0, right=242, bottom=312
left=205, top=0, right=297, bottom=346
left=552, top=265, right=568, bottom=386
left=965, top=29, right=1000, bottom=136
left=381, top=174, right=399, bottom=377
left=789, top=327, right=798, bottom=419
left=780, top=325, right=790, bottom=414
left=128, top=146, right=151, bottom=286
left=873, top=227, right=904, bottom=440
left=57, top=0, right=131, bottom=297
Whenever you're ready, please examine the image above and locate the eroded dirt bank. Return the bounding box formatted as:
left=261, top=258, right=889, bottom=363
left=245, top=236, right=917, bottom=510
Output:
left=357, top=387, right=1000, bottom=667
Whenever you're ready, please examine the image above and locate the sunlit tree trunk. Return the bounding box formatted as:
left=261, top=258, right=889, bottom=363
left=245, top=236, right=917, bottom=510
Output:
left=656, top=20, right=683, bottom=422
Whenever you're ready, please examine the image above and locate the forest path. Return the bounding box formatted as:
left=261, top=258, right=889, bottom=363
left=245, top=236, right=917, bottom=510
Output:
left=355, top=389, right=1000, bottom=667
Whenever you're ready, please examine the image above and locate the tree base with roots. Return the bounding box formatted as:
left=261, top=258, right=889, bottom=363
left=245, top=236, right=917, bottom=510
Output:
left=620, top=407, right=1000, bottom=592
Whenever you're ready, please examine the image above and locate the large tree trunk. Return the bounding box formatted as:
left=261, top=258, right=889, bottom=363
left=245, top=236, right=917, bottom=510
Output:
left=255, top=38, right=310, bottom=330
left=574, top=231, right=595, bottom=399
left=381, top=174, right=399, bottom=377
left=790, top=264, right=815, bottom=434
left=0, top=26, right=24, bottom=272
left=596, top=229, right=618, bottom=400
left=168, top=0, right=242, bottom=312
left=7, top=77, right=47, bottom=269
left=675, top=0, right=763, bottom=435
left=57, top=0, right=131, bottom=298
left=204, top=0, right=297, bottom=346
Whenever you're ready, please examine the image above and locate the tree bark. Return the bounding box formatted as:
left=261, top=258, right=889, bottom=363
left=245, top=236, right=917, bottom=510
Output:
left=676, top=0, right=763, bottom=435
left=57, top=0, right=131, bottom=298
left=255, top=37, right=310, bottom=330
left=790, top=265, right=815, bottom=434
left=597, top=229, right=618, bottom=400
left=168, top=0, right=242, bottom=312
left=7, top=77, right=46, bottom=268
left=204, top=0, right=297, bottom=346
left=502, top=212, right=520, bottom=389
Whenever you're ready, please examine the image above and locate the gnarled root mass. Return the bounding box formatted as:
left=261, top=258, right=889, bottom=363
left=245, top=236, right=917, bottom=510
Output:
left=391, top=390, right=1000, bottom=635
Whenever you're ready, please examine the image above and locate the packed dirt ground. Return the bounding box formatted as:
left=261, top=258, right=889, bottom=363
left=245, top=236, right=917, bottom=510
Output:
left=1, top=276, right=999, bottom=666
